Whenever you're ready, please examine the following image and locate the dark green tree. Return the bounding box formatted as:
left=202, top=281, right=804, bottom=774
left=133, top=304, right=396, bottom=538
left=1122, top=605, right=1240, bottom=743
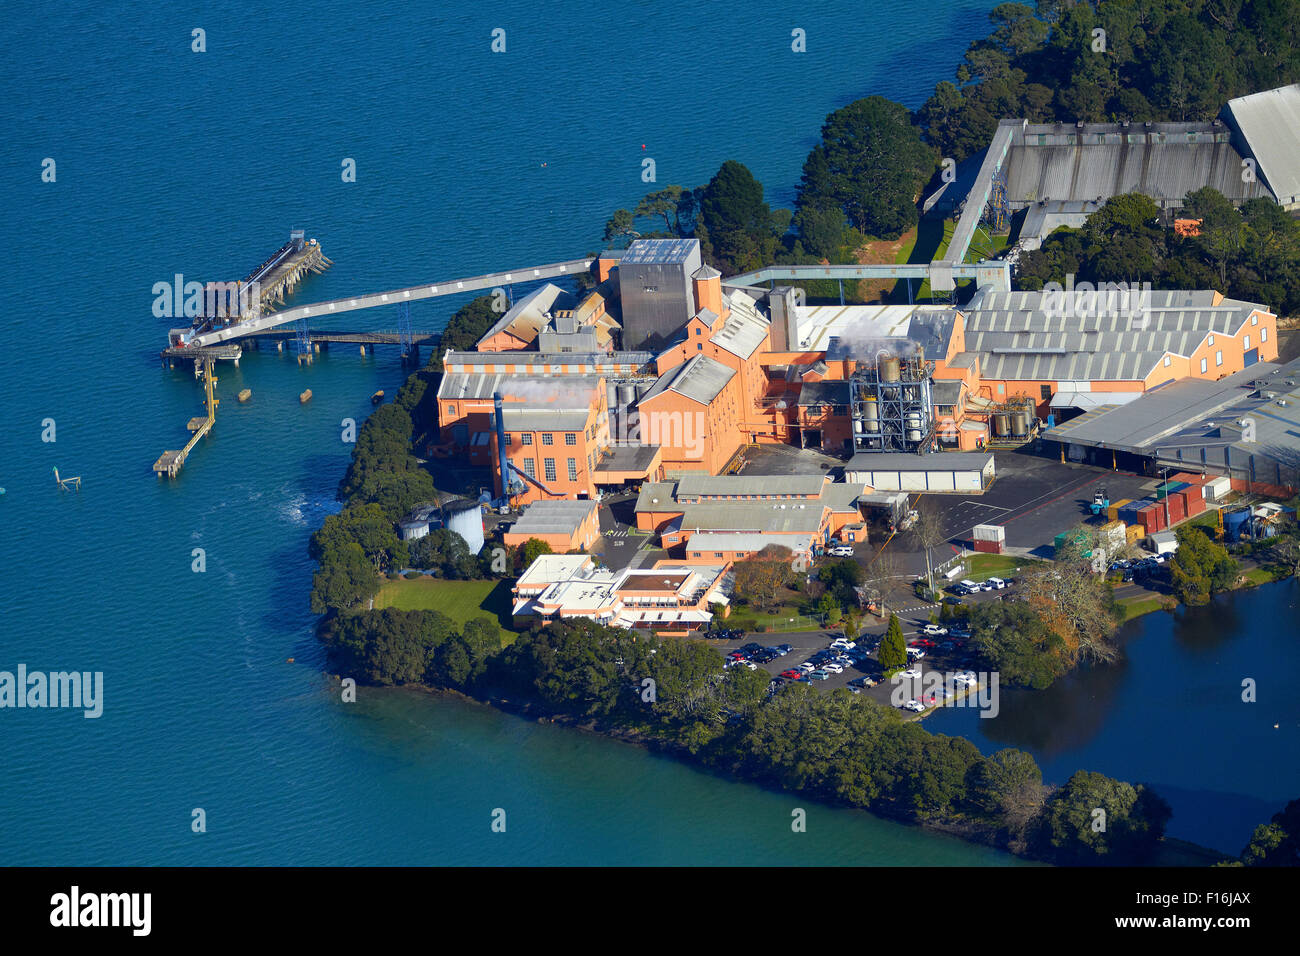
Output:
left=879, top=614, right=907, bottom=674
left=1169, top=525, right=1239, bottom=606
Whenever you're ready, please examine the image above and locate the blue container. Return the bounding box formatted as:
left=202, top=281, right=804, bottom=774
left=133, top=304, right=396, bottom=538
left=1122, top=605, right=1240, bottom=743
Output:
left=1223, top=510, right=1250, bottom=541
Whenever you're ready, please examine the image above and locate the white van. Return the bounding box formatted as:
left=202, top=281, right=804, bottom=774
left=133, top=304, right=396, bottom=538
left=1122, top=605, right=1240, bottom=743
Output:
left=986, top=576, right=1007, bottom=589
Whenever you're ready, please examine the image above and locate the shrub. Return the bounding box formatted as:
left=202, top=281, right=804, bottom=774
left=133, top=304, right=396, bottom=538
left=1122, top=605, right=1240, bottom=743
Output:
left=404, top=571, right=422, bottom=580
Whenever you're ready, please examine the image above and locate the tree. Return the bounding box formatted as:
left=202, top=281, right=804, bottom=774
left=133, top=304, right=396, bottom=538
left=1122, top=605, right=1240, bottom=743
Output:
left=796, top=96, right=935, bottom=240
left=603, top=208, right=636, bottom=246
left=1169, top=525, right=1239, bottom=606
left=968, top=599, right=1070, bottom=689
left=817, top=557, right=864, bottom=607
left=970, top=748, right=1045, bottom=838
left=1241, top=798, right=1300, bottom=866
left=1035, top=770, right=1171, bottom=864
left=879, top=614, right=907, bottom=674
left=910, top=508, right=947, bottom=598
left=517, top=537, right=553, bottom=571
left=696, top=160, right=783, bottom=275
left=1184, top=187, right=1243, bottom=287
left=733, top=545, right=794, bottom=611
left=429, top=296, right=504, bottom=370
left=310, top=502, right=407, bottom=573
left=310, top=542, right=380, bottom=614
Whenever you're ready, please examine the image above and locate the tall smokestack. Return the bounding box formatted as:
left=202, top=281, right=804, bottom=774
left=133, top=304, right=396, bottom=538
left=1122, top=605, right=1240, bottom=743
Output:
left=493, top=392, right=518, bottom=500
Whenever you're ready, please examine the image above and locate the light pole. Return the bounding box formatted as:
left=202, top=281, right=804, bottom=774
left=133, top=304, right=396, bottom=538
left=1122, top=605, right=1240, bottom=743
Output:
left=1161, top=466, right=1171, bottom=528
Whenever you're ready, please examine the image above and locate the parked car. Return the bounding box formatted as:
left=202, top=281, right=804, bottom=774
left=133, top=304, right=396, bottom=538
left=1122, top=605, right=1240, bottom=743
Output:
left=775, top=644, right=793, bottom=656
left=986, top=576, right=1007, bottom=590
left=823, top=663, right=844, bottom=674
left=780, top=669, right=802, bottom=680
left=798, top=662, right=817, bottom=674
left=901, top=665, right=922, bottom=679
left=808, top=669, right=831, bottom=681
left=921, top=624, right=948, bottom=637
left=830, top=638, right=857, bottom=650
left=849, top=675, right=879, bottom=689
left=903, top=699, right=926, bottom=713
left=906, top=647, right=926, bottom=660
left=739, top=642, right=764, bottom=655
left=827, top=544, right=856, bottom=557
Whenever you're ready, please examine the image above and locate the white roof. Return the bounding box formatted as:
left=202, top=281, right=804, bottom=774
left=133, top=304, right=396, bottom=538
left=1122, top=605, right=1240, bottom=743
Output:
left=791, top=304, right=951, bottom=353
left=1226, top=84, right=1300, bottom=204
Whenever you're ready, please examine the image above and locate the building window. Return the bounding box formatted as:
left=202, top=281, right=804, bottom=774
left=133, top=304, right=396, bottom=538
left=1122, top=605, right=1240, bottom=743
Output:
left=1262, top=328, right=1268, bottom=343
left=1208, top=334, right=1215, bottom=345
left=567, top=458, right=578, bottom=481
left=521, top=433, right=533, bottom=445
left=1200, top=357, right=1208, bottom=374
left=1252, top=315, right=1259, bottom=326
left=696, top=342, right=703, bottom=350
left=1163, top=356, right=1171, bottom=367
left=565, top=433, right=576, bottom=445
left=1040, top=385, right=1051, bottom=400
left=523, top=459, right=535, bottom=478
left=447, top=404, right=456, bottom=416
left=503, top=433, right=512, bottom=446
left=1244, top=335, right=1251, bottom=350
left=998, top=384, right=1006, bottom=394
left=542, top=433, right=554, bottom=445
left=694, top=327, right=701, bottom=336
left=544, top=458, right=557, bottom=482
left=1216, top=350, right=1223, bottom=366
left=715, top=552, right=724, bottom=558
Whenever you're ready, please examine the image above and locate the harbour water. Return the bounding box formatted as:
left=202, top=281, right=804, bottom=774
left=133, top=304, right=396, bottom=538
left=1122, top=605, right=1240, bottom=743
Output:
left=1, top=1, right=1284, bottom=865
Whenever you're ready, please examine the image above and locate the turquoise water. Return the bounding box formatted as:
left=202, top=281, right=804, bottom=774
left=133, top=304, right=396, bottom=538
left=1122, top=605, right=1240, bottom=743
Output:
left=1, top=0, right=1030, bottom=865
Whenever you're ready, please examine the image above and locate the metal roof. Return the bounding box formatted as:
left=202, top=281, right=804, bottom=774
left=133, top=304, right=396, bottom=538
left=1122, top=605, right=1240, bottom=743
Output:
left=676, top=474, right=828, bottom=498
left=620, top=238, right=701, bottom=264
left=675, top=501, right=827, bottom=534
left=711, top=291, right=770, bottom=359
left=500, top=407, right=591, bottom=430
left=640, top=354, right=735, bottom=406
left=1043, top=360, right=1299, bottom=453
left=1224, top=84, right=1300, bottom=205
left=511, top=499, right=599, bottom=536
left=437, top=372, right=601, bottom=403
left=959, top=290, right=1266, bottom=382
left=797, top=381, right=851, bottom=406
left=846, top=452, right=994, bottom=473
left=478, top=283, right=576, bottom=345
left=443, top=349, right=653, bottom=369
left=685, top=532, right=815, bottom=554
left=1003, top=122, right=1270, bottom=206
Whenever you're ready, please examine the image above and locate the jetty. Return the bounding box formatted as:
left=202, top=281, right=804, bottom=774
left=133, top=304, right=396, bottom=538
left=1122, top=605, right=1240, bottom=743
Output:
left=154, top=360, right=218, bottom=478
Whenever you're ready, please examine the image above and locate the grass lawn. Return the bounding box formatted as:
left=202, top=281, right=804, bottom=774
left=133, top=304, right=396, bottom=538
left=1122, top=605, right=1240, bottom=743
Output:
left=373, top=577, right=516, bottom=636
left=965, top=553, right=1042, bottom=580
left=1117, top=595, right=1172, bottom=623
left=1242, top=567, right=1281, bottom=586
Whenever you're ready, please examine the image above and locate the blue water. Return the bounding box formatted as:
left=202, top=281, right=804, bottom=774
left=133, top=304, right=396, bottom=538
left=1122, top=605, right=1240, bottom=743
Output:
left=925, top=582, right=1300, bottom=856
left=3, top=0, right=1246, bottom=866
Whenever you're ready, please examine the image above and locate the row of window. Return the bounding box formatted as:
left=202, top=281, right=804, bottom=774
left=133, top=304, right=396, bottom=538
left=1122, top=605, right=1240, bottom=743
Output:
left=504, top=432, right=579, bottom=446
left=519, top=458, right=581, bottom=482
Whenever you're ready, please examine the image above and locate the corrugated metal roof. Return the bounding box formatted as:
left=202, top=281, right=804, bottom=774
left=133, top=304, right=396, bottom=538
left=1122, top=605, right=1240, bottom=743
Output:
left=477, top=283, right=575, bottom=345
left=1004, top=125, right=1270, bottom=205
left=621, top=238, right=701, bottom=264
left=711, top=291, right=770, bottom=359
left=686, top=532, right=815, bottom=554
left=640, top=355, right=735, bottom=406
left=501, top=407, right=590, bottom=430
left=512, top=499, right=598, bottom=535
left=437, top=372, right=601, bottom=404
left=676, top=474, right=828, bottom=497
left=443, top=349, right=653, bottom=369
left=959, top=290, right=1265, bottom=382
left=845, top=452, right=994, bottom=472
left=797, top=381, right=850, bottom=406
left=676, top=501, right=827, bottom=534
left=1225, top=84, right=1300, bottom=204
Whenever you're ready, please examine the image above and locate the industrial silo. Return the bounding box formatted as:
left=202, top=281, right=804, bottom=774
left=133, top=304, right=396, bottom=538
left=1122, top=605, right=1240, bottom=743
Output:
left=992, top=413, right=1011, bottom=438
left=879, top=356, right=901, bottom=383
left=443, top=500, right=485, bottom=555
left=863, top=396, right=880, bottom=432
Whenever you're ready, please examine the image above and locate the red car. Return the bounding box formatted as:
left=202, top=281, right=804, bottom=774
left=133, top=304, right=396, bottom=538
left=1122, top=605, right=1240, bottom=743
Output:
left=779, top=669, right=802, bottom=680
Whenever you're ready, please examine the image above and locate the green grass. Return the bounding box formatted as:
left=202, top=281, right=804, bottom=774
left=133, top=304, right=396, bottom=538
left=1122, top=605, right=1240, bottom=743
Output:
left=963, top=554, right=1042, bottom=580
left=724, top=605, right=822, bottom=633
left=1117, top=595, right=1171, bottom=623
left=373, top=577, right=515, bottom=634
left=1242, top=567, right=1281, bottom=586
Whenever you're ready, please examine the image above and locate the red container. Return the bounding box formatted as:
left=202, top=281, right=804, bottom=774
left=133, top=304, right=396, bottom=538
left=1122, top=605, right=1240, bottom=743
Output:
left=1166, top=493, right=1186, bottom=524
left=974, top=539, right=1002, bottom=554
left=1139, top=503, right=1166, bottom=533
left=1185, top=492, right=1206, bottom=517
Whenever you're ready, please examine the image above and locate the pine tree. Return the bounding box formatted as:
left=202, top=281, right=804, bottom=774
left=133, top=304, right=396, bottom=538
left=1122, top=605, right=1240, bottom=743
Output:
left=879, top=613, right=907, bottom=674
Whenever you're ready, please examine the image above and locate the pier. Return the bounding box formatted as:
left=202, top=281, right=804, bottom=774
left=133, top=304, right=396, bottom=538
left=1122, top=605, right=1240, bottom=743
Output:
left=154, top=360, right=218, bottom=478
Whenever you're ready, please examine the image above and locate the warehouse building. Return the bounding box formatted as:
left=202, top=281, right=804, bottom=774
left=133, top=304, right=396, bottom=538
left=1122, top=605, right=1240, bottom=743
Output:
left=844, top=451, right=995, bottom=492
left=1042, top=358, right=1300, bottom=496
left=502, top=499, right=601, bottom=553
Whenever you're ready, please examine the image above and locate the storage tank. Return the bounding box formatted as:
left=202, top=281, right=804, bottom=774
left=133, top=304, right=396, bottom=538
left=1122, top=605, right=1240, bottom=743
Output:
left=862, top=397, right=880, bottom=433
left=1223, top=509, right=1250, bottom=541
left=992, top=413, right=1010, bottom=437
left=443, top=500, right=485, bottom=556
left=879, top=356, right=901, bottom=382
left=905, top=412, right=922, bottom=442
left=1011, top=408, right=1030, bottom=437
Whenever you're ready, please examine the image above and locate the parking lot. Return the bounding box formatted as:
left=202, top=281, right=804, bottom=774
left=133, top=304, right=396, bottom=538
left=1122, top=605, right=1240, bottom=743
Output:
left=705, top=583, right=1011, bottom=715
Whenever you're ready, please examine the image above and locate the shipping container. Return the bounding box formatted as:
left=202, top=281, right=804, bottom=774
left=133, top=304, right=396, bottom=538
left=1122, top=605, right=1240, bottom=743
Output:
left=1107, top=498, right=1132, bottom=522
left=972, top=523, right=1005, bottom=543
left=1166, top=493, right=1186, bottom=524
left=1185, top=493, right=1206, bottom=517
left=973, top=539, right=1003, bottom=554
left=1204, top=476, right=1232, bottom=502
left=1126, top=523, right=1145, bottom=544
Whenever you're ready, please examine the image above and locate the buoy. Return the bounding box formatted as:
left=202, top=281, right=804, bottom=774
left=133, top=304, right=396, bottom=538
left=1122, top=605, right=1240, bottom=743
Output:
left=300, top=389, right=312, bottom=403
left=238, top=388, right=252, bottom=402
left=371, top=389, right=385, bottom=405
left=287, top=657, right=295, bottom=663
